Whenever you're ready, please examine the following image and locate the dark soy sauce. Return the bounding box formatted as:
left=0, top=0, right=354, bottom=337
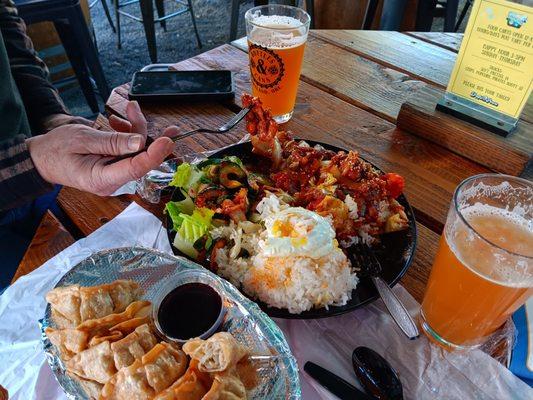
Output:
left=158, top=282, right=222, bottom=340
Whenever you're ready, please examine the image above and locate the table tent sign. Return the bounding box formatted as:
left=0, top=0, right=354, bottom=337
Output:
left=437, top=0, right=533, bottom=135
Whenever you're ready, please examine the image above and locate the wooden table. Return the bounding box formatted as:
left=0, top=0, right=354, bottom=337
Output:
left=14, top=31, right=497, bottom=305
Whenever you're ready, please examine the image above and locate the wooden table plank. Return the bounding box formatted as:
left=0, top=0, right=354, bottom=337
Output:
left=12, top=211, right=75, bottom=283
left=233, top=36, right=441, bottom=123
left=106, top=86, right=247, bottom=158
left=57, top=187, right=163, bottom=236
left=406, top=32, right=463, bottom=53
left=310, top=30, right=457, bottom=88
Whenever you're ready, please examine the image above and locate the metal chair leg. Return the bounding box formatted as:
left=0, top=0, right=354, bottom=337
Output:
left=363, top=0, right=379, bottom=29
left=229, top=0, right=240, bottom=42
left=54, top=20, right=100, bottom=113
left=187, top=0, right=202, bottom=48
left=443, top=0, right=459, bottom=32
left=114, top=0, right=121, bottom=49
left=305, top=0, right=314, bottom=28
left=155, top=0, right=166, bottom=30
left=139, top=0, right=157, bottom=62
left=454, top=0, right=472, bottom=31
left=66, top=4, right=111, bottom=100
left=379, top=0, right=408, bottom=30
left=100, top=0, right=116, bottom=32
left=414, top=0, right=437, bottom=30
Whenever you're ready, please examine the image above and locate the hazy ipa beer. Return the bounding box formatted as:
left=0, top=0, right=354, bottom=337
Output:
left=420, top=175, right=533, bottom=349
left=245, top=5, right=310, bottom=123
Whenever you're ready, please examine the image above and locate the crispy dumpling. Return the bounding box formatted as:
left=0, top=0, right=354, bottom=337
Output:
left=79, top=281, right=142, bottom=321
left=154, top=360, right=212, bottom=400
left=46, top=285, right=82, bottom=327
left=203, top=369, right=247, bottom=400
left=100, top=342, right=188, bottom=400
left=109, top=315, right=151, bottom=336
left=67, top=372, right=103, bottom=400
left=66, top=341, right=117, bottom=384
left=111, top=324, right=158, bottom=370
left=46, top=327, right=89, bottom=360
left=46, top=280, right=143, bottom=328
left=77, top=300, right=151, bottom=341
left=89, top=330, right=124, bottom=347
left=183, top=333, right=248, bottom=373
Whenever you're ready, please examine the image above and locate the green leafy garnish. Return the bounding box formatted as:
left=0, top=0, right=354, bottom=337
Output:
left=172, top=207, right=215, bottom=259
left=164, top=192, right=194, bottom=231
left=169, top=163, right=205, bottom=191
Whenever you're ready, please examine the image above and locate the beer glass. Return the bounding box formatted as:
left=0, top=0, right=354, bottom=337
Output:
left=245, top=5, right=310, bottom=123
left=420, top=174, right=533, bottom=350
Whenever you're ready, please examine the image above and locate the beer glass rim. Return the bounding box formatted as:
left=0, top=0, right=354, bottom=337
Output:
left=245, top=4, right=311, bottom=30
left=453, top=173, right=533, bottom=259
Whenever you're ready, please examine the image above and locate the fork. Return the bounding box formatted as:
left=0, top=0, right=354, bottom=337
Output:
left=351, top=243, right=420, bottom=340
left=110, top=106, right=251, bottom=162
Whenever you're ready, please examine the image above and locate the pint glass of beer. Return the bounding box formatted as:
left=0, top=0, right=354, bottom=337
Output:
left=420, top=174, right=533, bottom=350
left=245, top=5, right=310, bottom=123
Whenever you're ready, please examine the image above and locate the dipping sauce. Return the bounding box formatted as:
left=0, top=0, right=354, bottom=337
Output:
left=157, top=282, right=223, bottom=340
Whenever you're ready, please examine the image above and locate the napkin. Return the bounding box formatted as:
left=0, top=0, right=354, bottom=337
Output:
left=0, top=202, right=531, bottom=399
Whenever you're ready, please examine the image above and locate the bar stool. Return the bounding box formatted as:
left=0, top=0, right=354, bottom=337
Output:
left=14, top=0, right=110, bottom=113
left=229, top=0, right=315, bottom=42
left=113, top=0, right=202, bottom=63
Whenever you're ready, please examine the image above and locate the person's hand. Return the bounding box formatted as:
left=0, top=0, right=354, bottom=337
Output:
left=41, top=113, right=93, bottom=131
left=26, top=102, right=179, bottom=196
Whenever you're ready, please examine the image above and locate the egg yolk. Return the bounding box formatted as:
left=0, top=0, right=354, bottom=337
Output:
left=272, top=220, right=297, bottom=238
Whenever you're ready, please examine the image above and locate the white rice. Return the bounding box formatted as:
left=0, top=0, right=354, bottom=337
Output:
left=212, top=194, right=359, bottom=314
left=243, top=250, right=357, bottom=314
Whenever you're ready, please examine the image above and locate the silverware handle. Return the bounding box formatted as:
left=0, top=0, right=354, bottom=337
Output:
left=372, top=276, right=419, bottom=340
left=171, top=128, right=204, bottom=142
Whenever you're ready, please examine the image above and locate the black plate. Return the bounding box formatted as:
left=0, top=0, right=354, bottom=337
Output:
left=166, top=140, right=417, bottom=319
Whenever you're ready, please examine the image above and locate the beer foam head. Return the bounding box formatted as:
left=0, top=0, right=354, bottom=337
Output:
left=447, top=203, right=533, bottom=287
left=247, top=14, right=308, bottom=49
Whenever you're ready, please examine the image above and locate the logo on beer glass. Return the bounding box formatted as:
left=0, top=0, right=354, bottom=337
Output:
left=249, top=44, right=285, bottom=89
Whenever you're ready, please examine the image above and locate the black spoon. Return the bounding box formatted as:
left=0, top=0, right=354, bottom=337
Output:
left=352, top=346, right=404, bottom=400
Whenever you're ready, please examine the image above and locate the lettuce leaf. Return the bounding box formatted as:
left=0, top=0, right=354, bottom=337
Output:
left=169, top=163, right=191, bottom=188
left=164, top=193, right=194, bottom=231
left=172, top=207, right=214, bottom=259
left=169, top=163, right=205, bottom=191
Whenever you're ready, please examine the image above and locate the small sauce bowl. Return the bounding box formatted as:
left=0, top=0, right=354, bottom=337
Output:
left=152, top=270, right=226, bottom=343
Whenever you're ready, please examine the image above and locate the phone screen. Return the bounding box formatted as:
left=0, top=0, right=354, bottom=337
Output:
left=130, top=71, right=233, bottom=95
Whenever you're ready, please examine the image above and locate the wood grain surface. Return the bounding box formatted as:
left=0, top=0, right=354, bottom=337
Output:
left=398, top=101, right=533, bottom=176
left=310, top=30, right=457, bottom=88
left=406, top=32, right=463, bottom=53
left=12, top=211, right=75, bottom=283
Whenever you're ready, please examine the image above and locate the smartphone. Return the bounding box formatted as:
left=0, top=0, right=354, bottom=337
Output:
left=128, top=70, right=234, bottom=102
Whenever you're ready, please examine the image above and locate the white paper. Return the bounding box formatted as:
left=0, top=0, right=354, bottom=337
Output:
left=0, top=202, right=531, bottom=400
left=0, top=203, right=170, bottom=400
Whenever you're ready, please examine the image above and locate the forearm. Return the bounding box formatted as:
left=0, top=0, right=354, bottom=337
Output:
left=0, top=0, right=68, bottom=131
left=0, top=134, right=53, bottom=211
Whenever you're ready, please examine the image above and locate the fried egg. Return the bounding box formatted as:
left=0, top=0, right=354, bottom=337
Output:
left=261, top=207, right=337, bottom=258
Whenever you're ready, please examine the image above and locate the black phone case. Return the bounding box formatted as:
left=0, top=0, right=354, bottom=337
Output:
left=128, top=71, right=235, bottom=103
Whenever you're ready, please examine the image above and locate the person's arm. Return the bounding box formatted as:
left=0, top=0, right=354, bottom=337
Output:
left=0, top=135, right=53, bottom=211
left=0, top=101, right=177, bottom=212
left=0, top=0, right=69, bottom=132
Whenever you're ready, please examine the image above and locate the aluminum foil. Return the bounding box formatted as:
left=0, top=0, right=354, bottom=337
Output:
left=40, top=247, right=300, bottom=399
